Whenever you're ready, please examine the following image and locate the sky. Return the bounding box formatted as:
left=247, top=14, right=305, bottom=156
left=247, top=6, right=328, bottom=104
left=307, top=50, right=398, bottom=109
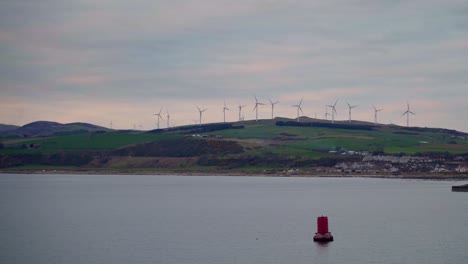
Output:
left=1, top=0, right=467, bottom=132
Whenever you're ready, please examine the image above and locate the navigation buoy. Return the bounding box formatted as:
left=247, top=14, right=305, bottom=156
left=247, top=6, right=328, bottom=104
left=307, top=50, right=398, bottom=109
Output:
left=313, top=216, right=334, bottom=242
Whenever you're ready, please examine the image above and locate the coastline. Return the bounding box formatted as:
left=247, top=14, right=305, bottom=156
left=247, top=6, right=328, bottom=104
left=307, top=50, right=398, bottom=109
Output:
left=1, top=168, right=468, bottom=181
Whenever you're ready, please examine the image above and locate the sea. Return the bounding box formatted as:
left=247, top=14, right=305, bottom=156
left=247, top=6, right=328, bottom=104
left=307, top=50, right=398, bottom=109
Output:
left=1, top=174, right=467, bottom=264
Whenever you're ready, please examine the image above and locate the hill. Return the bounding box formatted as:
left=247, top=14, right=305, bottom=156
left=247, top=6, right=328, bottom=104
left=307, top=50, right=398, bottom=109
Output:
left=0, top=124, right=19, bottom=132
left=0, top=121, right=110, bottom=137
left=0, top=118, right=467, bottom=176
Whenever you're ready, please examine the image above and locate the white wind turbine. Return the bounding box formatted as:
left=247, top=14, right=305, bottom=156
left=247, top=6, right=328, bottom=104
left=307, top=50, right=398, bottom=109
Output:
left=346, top=101, right=358, bottom=123
left=154, top=107, right=164, bottom=129
left=222, top=101, right=230, bottom=123
left=166, top=110, right=171, bottom=128
left=196, top=106, right=207, bottom=126
left=372, top=105, right=384, bottom=124
left=109, top=120, right=113, bottom=129
left=238, top=104, right=246, bottom=121
left=327, top=99, right=338, bottom=123
left=292, top=98, right=304, bottom=122
left=253, top=95, right=265, bottom=122
left=401, top=101, right=415, bottom=127
left=268, top=99, right=279, bottom=119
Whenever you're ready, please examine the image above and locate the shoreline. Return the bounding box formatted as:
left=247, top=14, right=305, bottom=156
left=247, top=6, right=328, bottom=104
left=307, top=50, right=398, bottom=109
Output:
left=1, top=168, right=468, bottom=181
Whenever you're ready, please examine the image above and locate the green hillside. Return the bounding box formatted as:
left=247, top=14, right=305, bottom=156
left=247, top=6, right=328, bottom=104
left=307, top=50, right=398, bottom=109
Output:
left=0, top=133, right=178, bottom=154
left=206, top=123, right=468, bottom=155
left=1, top=120, right=467, bottom=174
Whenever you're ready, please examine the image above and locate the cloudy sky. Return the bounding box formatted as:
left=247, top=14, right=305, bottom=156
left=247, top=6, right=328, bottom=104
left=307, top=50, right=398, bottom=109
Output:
left=1, top=0, right=467, bottom=131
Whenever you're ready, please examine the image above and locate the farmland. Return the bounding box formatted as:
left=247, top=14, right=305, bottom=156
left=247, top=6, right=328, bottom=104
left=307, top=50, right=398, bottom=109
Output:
left=1, top=120, right=467, bottom=175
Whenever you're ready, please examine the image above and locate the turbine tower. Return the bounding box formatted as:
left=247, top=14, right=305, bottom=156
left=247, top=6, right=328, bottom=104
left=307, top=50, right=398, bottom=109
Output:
left=372, top=105, right=383, bottom=124
left=292, top=98, right=304, bottom=122
left=401, top=102, right=415, bottom=127
left=222, top=101, right=230, bottom=123
left=154, top=107, right=164, bottom=129
left=346, top=101, right=358, bottom=123
left=327, top=99, right=338, bottom=123
left=253, top=95, right=265, bottom=122
left=166, top=110, right=170, bottom=128
left=109, top=120, right=113, bottom=129
left=324, top=106, right=329, bottom=120
left=196, top=106, right=207, bottom=126
left=268, top=99, right=279, bottom=119
left=238, top=104, right=246, bottom=121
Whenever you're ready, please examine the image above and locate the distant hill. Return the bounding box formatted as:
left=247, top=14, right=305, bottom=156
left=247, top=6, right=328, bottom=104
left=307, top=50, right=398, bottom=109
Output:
left=1, top=121, right=110, bottom=137
left=1, top=118, right=467, bottom=174
left=0, top=124, right=19, bottom=132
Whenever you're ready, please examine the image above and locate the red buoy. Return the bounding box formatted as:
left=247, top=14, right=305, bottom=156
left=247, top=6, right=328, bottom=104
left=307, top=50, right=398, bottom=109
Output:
left=314, top=216, right=334, bottom=242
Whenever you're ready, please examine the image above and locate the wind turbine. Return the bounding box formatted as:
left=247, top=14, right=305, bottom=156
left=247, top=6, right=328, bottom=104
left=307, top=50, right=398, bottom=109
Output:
left=401, top=101, right=415, bottom=127
left=166, top=110, right=171, bottom=128
left=196, top=106, right=207, bottom=126
left=154, top=107, right=164, bottom=129
left=372, top=105, right=383, bottom=124
left=268, top=99, right=279, bottom=119
left=253, top=95, right=265, bottom=122
left=222, top=101, right=230, bottom=123
left=109, top=120, right=113, bottom=129
left=327, top=99, right=338, bottom=123
left=238, top=104, right=246, bottom=121
left=292, top=98, right=304, bottom=122
left=346, top=101, right=358, bottom=123
left=324, top=106, right=329, bottom=120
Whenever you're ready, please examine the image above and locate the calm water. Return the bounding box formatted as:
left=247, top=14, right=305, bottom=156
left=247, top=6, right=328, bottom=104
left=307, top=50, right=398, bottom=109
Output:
left=0, top=174, right=467, bottom=264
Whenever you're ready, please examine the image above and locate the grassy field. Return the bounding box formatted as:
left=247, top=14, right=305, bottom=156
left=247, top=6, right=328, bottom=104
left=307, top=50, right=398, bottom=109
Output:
left=1, top=133, right=179, bottom=154
left=208, top=124, right=468, bottom=155
left=2, top=124, right=467, bottom=158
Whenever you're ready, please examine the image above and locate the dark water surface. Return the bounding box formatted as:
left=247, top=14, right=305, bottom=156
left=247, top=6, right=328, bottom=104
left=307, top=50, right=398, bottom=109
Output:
left=1, top=174, right=467, bottom=264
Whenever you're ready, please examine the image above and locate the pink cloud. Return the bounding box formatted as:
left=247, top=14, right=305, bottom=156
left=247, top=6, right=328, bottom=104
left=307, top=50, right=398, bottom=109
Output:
left=59, top=75, right=107, bottom=85
left=437, top=39, right=468, bottom=49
